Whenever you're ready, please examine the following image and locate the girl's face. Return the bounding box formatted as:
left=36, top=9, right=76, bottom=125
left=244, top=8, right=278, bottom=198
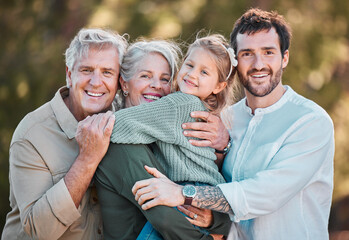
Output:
left=177, top=47, right=226, bottom=100
left=120, top=53, right=171, bottom=108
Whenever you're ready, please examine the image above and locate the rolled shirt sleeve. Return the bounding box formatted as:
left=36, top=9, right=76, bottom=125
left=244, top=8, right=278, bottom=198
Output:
left=10, top=140, right=81, bottom=239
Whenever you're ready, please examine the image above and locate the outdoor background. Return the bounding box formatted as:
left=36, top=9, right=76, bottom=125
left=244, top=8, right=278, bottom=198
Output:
left=1, top=0, right=348, bottom=237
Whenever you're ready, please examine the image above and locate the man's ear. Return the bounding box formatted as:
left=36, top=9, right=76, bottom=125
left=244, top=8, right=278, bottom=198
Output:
left=66, top=66, right=72, bottom=87
left=213, top=81, right=227, bottom=94
left=282, top=50, right=289, bottom=69
left=119, top=76, right=128, bottom=92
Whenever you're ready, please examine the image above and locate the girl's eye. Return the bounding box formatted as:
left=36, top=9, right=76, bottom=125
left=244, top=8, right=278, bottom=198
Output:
left=201, top=70, right=208, bottom=75
left=186, top=63, right=193, bottom=68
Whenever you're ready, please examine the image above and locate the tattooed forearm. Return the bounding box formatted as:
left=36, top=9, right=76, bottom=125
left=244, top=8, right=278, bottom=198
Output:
left=193, top=186, right=233, bottom=214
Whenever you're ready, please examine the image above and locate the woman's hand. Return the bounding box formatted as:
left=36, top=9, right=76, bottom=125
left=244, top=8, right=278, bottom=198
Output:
left=177, top=205, right=213, bottom=227
left=132, top=166, right=184, bottom=210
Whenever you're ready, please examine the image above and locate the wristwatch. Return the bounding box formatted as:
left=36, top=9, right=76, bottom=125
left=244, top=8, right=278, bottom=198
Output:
left=182, top=185, right=197, bottom=205
left=215, top=139, right=232, bottom=155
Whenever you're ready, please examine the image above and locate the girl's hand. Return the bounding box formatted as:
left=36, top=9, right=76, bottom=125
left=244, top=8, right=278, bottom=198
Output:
left=132, top=166, right=184, bottom=210
left=177, top=205, right=213, bottom=228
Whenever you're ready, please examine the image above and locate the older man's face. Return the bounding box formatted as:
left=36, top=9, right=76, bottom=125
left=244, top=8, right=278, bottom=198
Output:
left=66, top=47, right=119, bottom=121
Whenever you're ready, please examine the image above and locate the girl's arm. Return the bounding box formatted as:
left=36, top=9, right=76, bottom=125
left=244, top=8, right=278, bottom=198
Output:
left=111, top=93, right=207, bottom=146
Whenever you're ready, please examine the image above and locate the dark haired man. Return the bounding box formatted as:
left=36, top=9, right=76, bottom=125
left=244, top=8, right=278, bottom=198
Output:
left=133, top=8, right=334, bottom=240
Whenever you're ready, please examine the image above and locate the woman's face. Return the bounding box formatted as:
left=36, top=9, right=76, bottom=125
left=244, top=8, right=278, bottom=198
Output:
left=120, top=53, right=172, bottom=108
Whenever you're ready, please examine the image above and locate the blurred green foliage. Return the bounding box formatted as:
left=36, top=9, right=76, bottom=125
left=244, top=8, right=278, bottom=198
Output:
left=1, top=0, right=348, bottom=234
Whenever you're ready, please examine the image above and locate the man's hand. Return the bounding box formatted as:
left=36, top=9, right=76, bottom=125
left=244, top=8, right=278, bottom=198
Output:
left=182, top=111, right=229, bottom=150
left=75, top=111, right=115, bottom=164
left=132, top=166, right=184, bottom=210
left=65, top=111, right=115, bottom=207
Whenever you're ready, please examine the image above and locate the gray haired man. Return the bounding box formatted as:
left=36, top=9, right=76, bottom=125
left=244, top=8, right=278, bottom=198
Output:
left=2, top=28, right=127, bottom=240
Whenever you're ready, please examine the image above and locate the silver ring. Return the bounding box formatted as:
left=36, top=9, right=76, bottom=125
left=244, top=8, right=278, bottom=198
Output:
left=193, top=214, right=198, bottom=220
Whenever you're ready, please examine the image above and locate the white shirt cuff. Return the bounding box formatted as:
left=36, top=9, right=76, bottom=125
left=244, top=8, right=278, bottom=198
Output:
left=218, top=182, right=249, bottom=222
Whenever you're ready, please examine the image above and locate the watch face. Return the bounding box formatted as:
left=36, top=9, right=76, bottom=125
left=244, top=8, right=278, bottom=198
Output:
left=183, top=185, right=196, bottom=198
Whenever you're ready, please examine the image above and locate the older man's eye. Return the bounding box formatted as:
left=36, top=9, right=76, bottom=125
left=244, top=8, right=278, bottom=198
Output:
left=81, top=68, right=92, bottom=73
left=103, top=71, right=113, bottom=76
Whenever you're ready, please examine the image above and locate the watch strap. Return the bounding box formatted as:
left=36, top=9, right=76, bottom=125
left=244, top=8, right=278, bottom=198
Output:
left=184, top=197, right=193, bottom=205
left=215, top=139, right=231, bottom=155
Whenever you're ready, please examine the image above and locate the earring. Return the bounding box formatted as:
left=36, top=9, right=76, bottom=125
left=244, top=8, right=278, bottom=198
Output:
left=123, top=90, right=129, bottom=97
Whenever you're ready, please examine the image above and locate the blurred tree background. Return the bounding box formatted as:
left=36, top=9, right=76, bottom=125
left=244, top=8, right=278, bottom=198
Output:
left=1, top=0, right=348, bottom=237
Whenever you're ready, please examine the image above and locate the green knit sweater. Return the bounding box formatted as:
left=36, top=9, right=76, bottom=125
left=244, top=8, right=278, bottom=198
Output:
left=110, top=92, right=225, bottom=186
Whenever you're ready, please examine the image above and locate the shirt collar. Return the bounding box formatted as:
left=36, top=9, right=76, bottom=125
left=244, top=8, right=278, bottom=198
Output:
left=50, top=86, right=78, bottom=139
left=50, top=86, right=118, bottom=139
left=242, top=85, right=294, bottom=115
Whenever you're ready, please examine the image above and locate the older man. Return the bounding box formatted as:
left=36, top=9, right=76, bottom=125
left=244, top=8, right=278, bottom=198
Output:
left=132, top=8, right=335, bottom=240
left=2, top=28, right=127, bottom=239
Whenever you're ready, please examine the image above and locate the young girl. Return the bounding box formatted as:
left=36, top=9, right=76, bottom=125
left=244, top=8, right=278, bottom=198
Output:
left=96, top=34, right=238, bottom=239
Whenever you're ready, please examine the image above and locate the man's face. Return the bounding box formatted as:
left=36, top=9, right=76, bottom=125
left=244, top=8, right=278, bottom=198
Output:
left=236, top=28, right=289, bottom=98
left=66, top=47, right=119, bottom=121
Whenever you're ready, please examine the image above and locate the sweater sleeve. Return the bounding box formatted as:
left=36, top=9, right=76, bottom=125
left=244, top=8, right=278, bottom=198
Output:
left=110, top=92, right=206, bottom=145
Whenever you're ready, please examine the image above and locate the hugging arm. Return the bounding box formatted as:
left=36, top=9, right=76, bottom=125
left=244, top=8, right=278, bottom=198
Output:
left=182, top=111, right=230, bottom=151
left=9, top=112, right=114, bottom=240
left=95, top=143, right=225, bottom=240
left=133, top=166, right=233, bottom=215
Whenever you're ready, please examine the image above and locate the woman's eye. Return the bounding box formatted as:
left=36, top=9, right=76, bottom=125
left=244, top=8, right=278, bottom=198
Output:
left=161, top=78, right=170, bottom=83
left=201, top=70, right=208, bottom=75
left=140, top=75, right=150, bottom=79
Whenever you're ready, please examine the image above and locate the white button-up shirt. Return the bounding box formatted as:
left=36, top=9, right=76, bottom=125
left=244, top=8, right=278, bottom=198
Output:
left=218, top=86, right=334, bottom=240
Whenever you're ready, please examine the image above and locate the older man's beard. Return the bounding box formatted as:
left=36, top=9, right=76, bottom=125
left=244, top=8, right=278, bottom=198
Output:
left=237, top=66, right=283, bottom=97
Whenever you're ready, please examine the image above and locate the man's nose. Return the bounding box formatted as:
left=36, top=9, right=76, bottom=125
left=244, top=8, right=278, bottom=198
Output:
left=252, top=54, right=265, bottom=70
left=90, top=71, right=103, bottom=86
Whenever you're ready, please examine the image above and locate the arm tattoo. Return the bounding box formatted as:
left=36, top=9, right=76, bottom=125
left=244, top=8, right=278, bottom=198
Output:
left=194, top=186, right=233, bottom=214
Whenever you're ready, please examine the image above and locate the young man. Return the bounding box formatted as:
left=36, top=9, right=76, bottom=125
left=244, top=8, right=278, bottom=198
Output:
left=133, top=8, right=334, bottom=240
left=2, top=28, right=128, bottom=239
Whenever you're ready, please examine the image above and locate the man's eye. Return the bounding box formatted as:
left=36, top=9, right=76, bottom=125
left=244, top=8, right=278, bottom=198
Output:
left=241, top=52, right=251, bottom=57
left=103, top=71, right=113, bottom=76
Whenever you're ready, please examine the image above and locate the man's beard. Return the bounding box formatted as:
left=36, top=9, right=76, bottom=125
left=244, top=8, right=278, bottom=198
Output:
left=238, top=66, right=283, bottom=97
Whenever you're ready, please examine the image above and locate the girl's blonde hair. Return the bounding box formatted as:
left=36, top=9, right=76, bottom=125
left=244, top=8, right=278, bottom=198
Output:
left=182, top=34, right=238, bottom=114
